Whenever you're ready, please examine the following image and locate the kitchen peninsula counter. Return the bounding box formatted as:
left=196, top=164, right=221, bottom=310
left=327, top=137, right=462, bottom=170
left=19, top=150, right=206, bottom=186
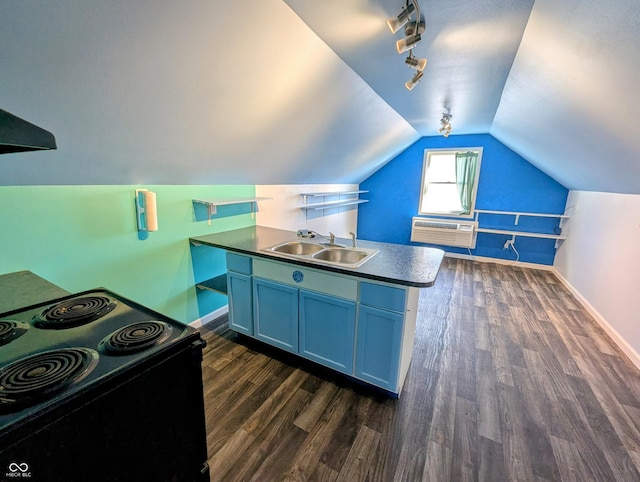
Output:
left=190, top=226, right=445, bottom=396
left=190, top=225, right=445, bottom=288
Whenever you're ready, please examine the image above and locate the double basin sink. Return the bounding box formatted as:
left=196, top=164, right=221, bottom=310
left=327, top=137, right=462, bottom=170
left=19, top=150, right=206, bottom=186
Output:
left=262, top=241, right=378, bottom=268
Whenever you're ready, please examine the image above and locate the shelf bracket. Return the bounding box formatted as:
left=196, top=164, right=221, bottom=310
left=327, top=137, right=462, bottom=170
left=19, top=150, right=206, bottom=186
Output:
left=206, top=204, right=217, bottom=225
left=559, top=216, right=568, bottom=231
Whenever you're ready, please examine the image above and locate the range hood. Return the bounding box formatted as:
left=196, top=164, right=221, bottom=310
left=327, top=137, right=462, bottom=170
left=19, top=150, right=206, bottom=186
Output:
left=0, top=108, right=57, bottom=154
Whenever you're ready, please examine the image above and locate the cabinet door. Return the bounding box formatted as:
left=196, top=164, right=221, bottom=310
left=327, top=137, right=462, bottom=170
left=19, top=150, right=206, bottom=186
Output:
left=355, top=305, right=403, bottom=391
left=299, top=291, right=356, bottom=375
left=253, top=278, right=298, bottom=353
left=227, top=272, right=253, bottom=335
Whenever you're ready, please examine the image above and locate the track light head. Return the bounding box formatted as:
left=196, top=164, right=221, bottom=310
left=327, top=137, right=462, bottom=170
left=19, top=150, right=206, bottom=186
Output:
left=386, top=3, right=415, bottom=34
left=404, top=20, right=425, bottom=37
left=405, top=55, right=427, bottom=71
left=405, top=70, right=424, bottom=91
left=396, top=34, right=421, bottom=54
left=396, top=20, right=425, bottom=54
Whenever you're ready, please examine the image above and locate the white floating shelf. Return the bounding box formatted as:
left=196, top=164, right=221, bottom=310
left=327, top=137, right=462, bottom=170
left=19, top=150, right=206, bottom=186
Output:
left=475, top=228, right=566, bottom=240
left=300, top=199, right=369, bottom=211
left=473, top=209, right=570, bottom=248
left=300, top=190, right=368, bottom=198
left=475, top=209, right=570, bottom=220
left=193, top=197, right=272, bottom=207
left=193, top=197, right=271, bottom=224
left=299, top=190, right=368, bottom=217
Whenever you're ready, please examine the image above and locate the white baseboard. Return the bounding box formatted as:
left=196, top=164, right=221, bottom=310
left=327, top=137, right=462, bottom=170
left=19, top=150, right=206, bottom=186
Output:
left=189, top=305, right=229, bottom=329
left=552, top=269, right=640, bottom=371
left=444, top=252, right=554, bottom=271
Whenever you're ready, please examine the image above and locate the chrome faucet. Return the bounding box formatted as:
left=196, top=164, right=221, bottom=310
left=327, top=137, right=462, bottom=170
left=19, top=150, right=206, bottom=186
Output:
left=296, top=229, right=344, bottom=247
left=349, top=231, right=357, bottom=248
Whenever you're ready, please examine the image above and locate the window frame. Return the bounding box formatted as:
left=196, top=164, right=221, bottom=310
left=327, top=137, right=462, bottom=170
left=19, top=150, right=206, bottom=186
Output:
left=417, top=147, right=483, bottom=219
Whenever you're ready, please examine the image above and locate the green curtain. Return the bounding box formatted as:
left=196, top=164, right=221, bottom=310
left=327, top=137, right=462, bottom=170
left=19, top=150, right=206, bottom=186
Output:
left=455, top=151, right=479, bottom=214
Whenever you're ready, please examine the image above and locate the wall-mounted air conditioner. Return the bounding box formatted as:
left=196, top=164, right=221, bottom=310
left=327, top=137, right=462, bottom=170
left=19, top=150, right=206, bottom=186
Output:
left=410, top=217, right=477, bottom=248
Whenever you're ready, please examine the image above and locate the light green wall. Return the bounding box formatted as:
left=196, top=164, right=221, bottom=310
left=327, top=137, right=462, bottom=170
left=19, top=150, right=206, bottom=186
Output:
left=0, top=185, right=255, bottom=323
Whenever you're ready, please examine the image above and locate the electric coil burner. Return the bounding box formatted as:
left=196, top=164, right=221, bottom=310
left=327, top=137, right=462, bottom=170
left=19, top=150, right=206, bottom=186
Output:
left=33, top=295, right=116, bottom=329
left=0, top=320, right=29, bottom=347
left=0, top=348, right=98, bottom=412
left=99, top=321, right=173, bottom=355
left=0, top=288, right=209, bottom=482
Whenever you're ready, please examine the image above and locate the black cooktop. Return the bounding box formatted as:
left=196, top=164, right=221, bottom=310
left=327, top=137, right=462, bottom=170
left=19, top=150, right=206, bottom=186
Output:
left=0, top=288, right=199, bottom=432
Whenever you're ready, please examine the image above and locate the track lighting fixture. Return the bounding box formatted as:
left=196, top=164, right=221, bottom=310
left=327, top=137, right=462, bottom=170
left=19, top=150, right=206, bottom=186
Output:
left=438, top=113, right=453, bottom=137
left=388, top=1, right=427, bottom=90
left=386, top=3, right=415, bottom=34
left=405, top=71, right=424, bottom=91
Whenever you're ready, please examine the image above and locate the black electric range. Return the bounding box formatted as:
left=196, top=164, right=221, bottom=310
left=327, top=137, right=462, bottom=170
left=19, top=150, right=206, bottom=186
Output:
left=0, top=288, right=209, bottom=482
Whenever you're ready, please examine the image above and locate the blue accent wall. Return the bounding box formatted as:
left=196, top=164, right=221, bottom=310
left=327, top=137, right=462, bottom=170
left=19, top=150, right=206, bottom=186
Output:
left=357, top=134, right=569, bottom=265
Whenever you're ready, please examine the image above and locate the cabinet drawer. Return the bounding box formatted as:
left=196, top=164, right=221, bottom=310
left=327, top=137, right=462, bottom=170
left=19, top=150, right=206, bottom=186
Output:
left=226, top=252, right=252, bottom=275
left=253, top=259, right=357, bottom=301
left=360, top=282, right=406, bottom=312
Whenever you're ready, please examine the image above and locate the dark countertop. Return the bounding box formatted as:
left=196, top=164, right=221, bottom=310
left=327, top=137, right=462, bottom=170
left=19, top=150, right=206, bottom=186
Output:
left=0, top=270, right=70, bottom=314
left=190, top=226, right=445, bottom=288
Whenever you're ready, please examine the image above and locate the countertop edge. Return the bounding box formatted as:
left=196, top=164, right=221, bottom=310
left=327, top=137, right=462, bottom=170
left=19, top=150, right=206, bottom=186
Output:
left=190, top=227, right=444, bottom=288
left=201, top=242, right=438, bottom=288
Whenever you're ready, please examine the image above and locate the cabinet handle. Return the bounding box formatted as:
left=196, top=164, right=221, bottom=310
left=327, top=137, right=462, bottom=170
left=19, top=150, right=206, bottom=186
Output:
left=292, top=270, right=304, bottom=283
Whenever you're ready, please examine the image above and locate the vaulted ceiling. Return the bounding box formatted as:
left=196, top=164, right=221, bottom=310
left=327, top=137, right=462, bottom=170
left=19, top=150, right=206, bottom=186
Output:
left=1, top=1, right=638, bottom=193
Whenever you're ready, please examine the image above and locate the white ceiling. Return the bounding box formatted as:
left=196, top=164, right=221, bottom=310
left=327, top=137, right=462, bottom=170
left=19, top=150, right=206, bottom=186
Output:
left=285, top=0, right=535, bottom=136
left=1, top=0, right=639, bottom=193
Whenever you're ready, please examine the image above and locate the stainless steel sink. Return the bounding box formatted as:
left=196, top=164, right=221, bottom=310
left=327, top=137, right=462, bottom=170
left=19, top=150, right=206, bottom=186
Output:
left=312, top=248, right=369, bottom=265
left=270, top=241, right=325, bottom=255
left=262, top=241, right=378, bottom=268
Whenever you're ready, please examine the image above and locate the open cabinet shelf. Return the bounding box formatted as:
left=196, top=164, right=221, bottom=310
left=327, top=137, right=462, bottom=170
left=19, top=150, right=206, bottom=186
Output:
left=195, top=274, right=227, bottom=295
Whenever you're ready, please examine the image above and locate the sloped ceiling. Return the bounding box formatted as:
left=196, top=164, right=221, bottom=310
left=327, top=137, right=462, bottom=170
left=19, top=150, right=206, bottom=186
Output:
left=0, top=1, right=417, bottom=185
left=1, top=0, right=639, bottom=194
left=492, top=0, right=640, bottom=194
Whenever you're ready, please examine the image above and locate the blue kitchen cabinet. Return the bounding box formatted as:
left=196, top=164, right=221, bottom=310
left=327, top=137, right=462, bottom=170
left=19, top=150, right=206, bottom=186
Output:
left=299, top=290, right=356, bottom=375
left=355, top=305, right=404, bottom=391
left=227, top=272, right=253, bottom=335
left=355, top=282, right=407, bottom=392
left=226, top=252, right=254, bottom=335
left=226, top=255, right=416, bottom=396
left=253, top=278, right=299, bottom=353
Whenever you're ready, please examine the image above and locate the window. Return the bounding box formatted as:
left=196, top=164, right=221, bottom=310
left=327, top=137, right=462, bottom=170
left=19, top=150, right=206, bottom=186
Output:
left=418, top=148, right=482, bottom=217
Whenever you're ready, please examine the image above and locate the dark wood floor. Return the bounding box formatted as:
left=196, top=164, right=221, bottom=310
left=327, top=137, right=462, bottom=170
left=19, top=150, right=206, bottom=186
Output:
left=199, top=257, right=640, bottom=481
